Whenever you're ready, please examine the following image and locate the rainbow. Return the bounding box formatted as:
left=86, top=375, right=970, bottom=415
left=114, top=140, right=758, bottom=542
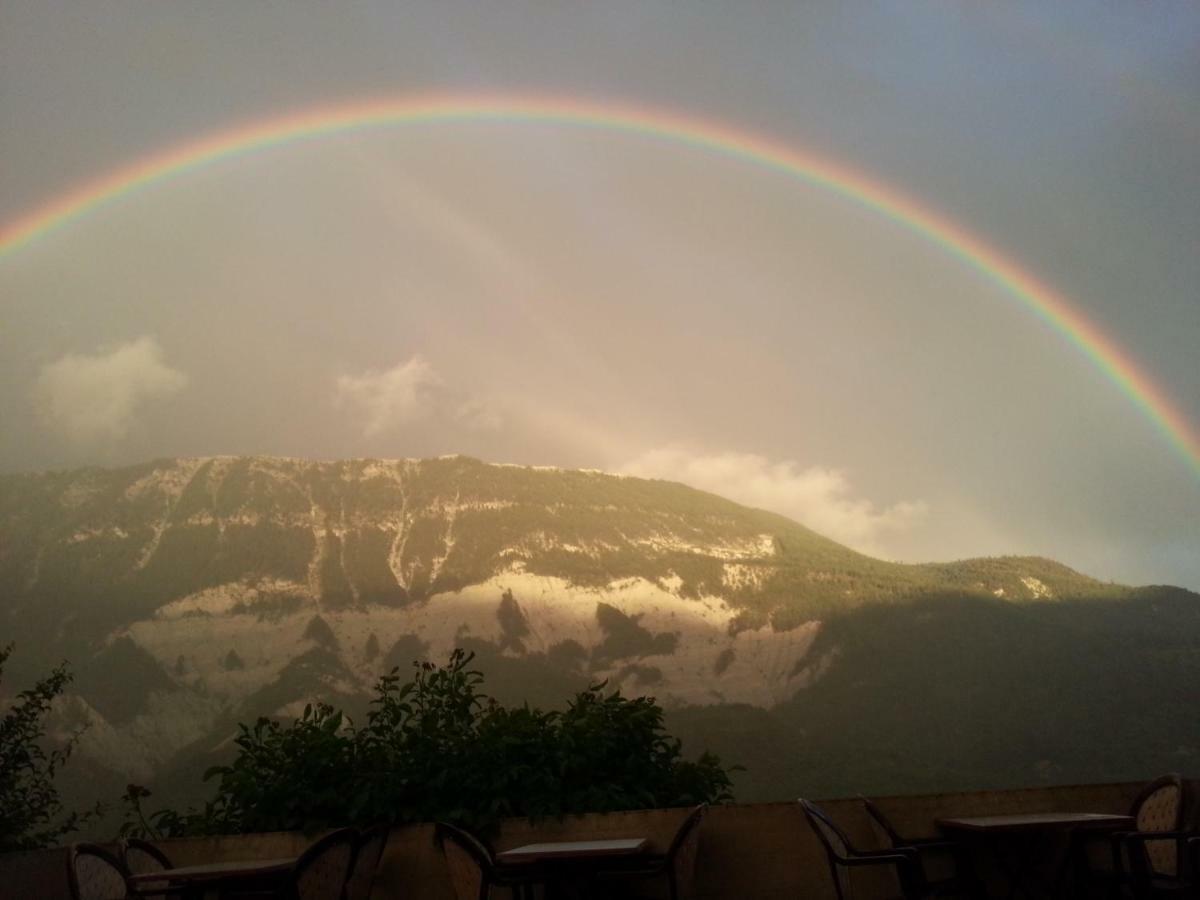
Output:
left=2, top=92, right=1197, bottom=478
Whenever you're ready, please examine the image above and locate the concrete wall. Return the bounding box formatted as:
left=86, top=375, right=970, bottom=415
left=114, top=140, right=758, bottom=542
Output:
left=0, top=780, right=1150, bottom=899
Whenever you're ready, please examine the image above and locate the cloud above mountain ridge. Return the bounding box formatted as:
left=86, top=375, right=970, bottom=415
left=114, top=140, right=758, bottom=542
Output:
left=620, top=447, right=928, bottom=555
left=335, top=355, right=502, bottom=437
left=32, top=337, right=188, bottom=445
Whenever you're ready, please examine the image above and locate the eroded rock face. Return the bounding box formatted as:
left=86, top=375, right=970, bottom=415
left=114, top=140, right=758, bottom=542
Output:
left=1, top=456, right=821, bottom=778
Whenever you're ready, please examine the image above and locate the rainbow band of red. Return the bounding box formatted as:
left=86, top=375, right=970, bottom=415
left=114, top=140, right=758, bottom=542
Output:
left=2, top=93, right=1197, bottom=478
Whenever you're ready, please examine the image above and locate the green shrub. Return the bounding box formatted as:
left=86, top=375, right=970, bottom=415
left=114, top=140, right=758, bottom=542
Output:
left=0, top=645, right=97, bottom=851
left=126, top=649, right=734, bottom=837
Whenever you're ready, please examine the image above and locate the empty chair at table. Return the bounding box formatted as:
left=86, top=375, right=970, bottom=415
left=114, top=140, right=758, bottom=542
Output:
left=214, top=828, right=357, bottom=900
left=1070, top=772, right=1190, bottom=899
left=67, top=843, right=132, bottom=900
left=436, top=822, right=542, bottom=900
left=205, top=830, right=357, bottom=900
left=802, top=798, right=972, bottom=900
left=285, top=828, right=358, bottom=900
left=345, top=824, right=390, bottom=900
left=861, top=796, right=983, bottom=898
left=119, top=839, right=180, bottom=898
left=590, top=803, right=706, bottom=900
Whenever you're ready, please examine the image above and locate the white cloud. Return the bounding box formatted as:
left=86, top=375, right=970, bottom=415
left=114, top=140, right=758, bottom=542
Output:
left=33, top=337, right=188, bottom=444
left=335, top=355, right=501, bottom=437
left=335, top=356, right=442, bottom=437
left=620, top=447, right=927, bottom=554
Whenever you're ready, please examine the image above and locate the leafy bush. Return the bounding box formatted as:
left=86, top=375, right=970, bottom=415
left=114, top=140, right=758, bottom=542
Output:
left=126, top=649, right=734, bottom=837
left=0, top=645, right=96, bottom=851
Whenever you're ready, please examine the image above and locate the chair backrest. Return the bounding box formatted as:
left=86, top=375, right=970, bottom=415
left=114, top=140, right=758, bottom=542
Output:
left=799, top=799, right=854, bottom=900
left=1131, top=773, right=1187, bottom=876
left=120, top=838, right=172, bottom=875
left=345, top=824, right=390, bottom=900
left=665, top=804, right=707, bottom=899
left=436, top=822, right=493, bottom=900
left=292, top=827, right=358, bottom=900
left=860, top=796, right=905, bottom=849
left=800, top=798, right=855, bottom=858
left=67, top=843, right=130, bottom=900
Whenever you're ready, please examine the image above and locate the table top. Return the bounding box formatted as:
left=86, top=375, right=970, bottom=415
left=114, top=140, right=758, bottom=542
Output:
left=128, top=857, right=296, bottom=883
left=496, top=838, right=648, bottom=863
left=937, top=812, right=1134, bottom=833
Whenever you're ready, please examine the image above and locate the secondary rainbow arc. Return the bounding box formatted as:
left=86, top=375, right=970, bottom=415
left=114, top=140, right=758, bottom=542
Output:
left=1, top=92, right=1197, bottom=479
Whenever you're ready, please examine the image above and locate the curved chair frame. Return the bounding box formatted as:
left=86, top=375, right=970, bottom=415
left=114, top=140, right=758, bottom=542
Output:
left=67, top=842, right=132, bottom=900
left=120, top=838, right=180, bottom=898
left=286, top=827, right=358, bottom=900
left=861, top=796, right=982, bottom=898
left=801, top=798, right=927, bottom=900
left=591, top=803, right=708, bottom=900
left=1071, top=772, right=1189, bottom=899
left=345, top=823, right=390, bottom=900
left=436, top=822, right=542, bottom=900
left=120, top=838, right=173, bottom=873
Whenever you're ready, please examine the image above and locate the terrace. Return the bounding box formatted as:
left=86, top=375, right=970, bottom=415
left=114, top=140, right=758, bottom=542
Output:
left=3, top=778, right=1190, bottom=898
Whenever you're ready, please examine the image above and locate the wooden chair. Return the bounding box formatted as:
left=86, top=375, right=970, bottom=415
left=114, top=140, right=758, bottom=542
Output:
left=436, top=822, right=542, bottom=900
left=861, top=797, right=983, bottom=898
left=801, top=799, right=933, bottom=900
left=591, top=804, right=707, bottom=900
left=67, top=843, right=131, bottom=900
left=345, top=824, right=390, bottom=900
left=1071, top=773, right=1190, bottom=899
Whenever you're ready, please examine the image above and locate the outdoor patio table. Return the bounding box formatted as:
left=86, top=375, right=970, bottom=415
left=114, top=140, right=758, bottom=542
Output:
left=127, top=856, right=295, bottom=899
left=936, top=813, right=1133, bottom=899
left=497, top=838, right=649, bottom=900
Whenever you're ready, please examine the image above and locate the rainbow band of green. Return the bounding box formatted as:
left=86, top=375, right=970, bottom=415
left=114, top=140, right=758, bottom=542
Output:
left=2, top=92, right=1197, bottom=478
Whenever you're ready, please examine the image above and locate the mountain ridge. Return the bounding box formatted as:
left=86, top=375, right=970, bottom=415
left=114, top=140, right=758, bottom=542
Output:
left=1, top=455, right=1194, bottom=809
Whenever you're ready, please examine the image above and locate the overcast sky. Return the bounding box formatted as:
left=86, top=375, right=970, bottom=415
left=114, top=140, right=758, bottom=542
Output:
left=2, top=2, right=1198, bottom=589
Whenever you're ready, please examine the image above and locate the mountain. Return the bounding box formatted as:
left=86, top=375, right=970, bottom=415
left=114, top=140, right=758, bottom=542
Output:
left=1, top=455, right=1197, bottom=811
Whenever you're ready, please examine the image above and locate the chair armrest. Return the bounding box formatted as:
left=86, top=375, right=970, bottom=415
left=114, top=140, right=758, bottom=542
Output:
left=1122, top=830, right=1197, bottom=843
left=1121, top=830, right=1196, bottom=882
left=840, top=848, right=926, bottom=896
left=1121, top=830, right=1196, bottom=857
left=905, top=839, right=962, bottom=852
left=1118, top=829, right=1195, bottom=858
left=854, top=849, right=916, bottom=864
